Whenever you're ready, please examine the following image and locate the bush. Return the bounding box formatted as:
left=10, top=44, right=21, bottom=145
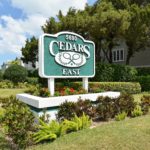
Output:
left=34, top=114, right=91, bottom=143
left=33, top=119, right=61, bottom=143
left=57, top=101, right=77, bottom=121
left=0, top=70, right=3, bottom=81
left=0, top=96, right=35, bottom=149
left=26, top=77, right=38, bottom=85
left=112, top=64, right=137, bottom=82
left=96, top=96, right=115, bottom=121
left=94, top=63, right=114, bottom=81
left=39, top=88, right=50, bottom=97
left=96, top=93, right=136, bottom=121
left=25, top=84, right=40, bottom=96
left=57, top=99, right=95, bottom=121
left=93, top=63, right=137, bottom=82
left=140, top=95, right=150, bottom=114
left=0, top=80, right=14, bottom=88
left=137, top=67, right=150, bottom=76
left=89, top=82, right=141, bottom=94
left=136, top=76, right=150, bottom=91
left=3, top=64, right=28, bottom=83
left=114, top=93, right=136, bottom=116
left=115, top=112, right=127, bottom=121
left=131, top=105, right=143, bottom=117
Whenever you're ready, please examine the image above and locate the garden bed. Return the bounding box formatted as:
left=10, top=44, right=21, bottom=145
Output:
left=16, top=91, right=120, bottom=120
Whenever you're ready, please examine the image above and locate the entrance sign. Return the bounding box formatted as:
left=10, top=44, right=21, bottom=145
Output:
left=39, top=32, right=95, bottom=95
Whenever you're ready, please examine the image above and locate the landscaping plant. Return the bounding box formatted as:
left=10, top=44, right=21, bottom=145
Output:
left=140, top=95, right=150, bottom=114
left=115, top=112, right=127, bottom=121
left=34, top=114, right=91, bottom=143
left=131, top=105, right=143, bottom=117
left=0, top=96, right=35, bottom=149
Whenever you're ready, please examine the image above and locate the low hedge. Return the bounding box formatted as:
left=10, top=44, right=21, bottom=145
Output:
left=136, top=76, right=150, bottom=91
left=68, top=82, right=141, bottom=94
left=89, top=82, right=141, bottom=94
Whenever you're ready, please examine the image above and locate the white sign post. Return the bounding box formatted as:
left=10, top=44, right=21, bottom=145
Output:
left=82, top=77, right=88, bottom=92
left=48, top=78, right=55, bottom=96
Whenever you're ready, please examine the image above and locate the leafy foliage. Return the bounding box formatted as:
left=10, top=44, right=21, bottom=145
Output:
left=33, top=120, right=61, bottom=143
left=96, top=96, right=116, bottom=121
left=57, top=99, right=95, bottom=121
left=140, top=95, right=150, bottom=114
left=114, top=93, right=136, bottom=116
left=21, top=36, right=38, bottom=68
left=131, top=105, right=143, bottom=117
left=96, top=93, right=136, bottom=120
left=89, top=82, right=141, bottom=94
left=136, top=75, right=150, bottom=91
left=115, top=112, right=127, bottom=121
left=34, top=114, right=91, bottom=143
left=3, top=64, right=28, bottom=83
left=0, top=96, right=35, bottom=149
left=93, top=63, right=137, bottom=82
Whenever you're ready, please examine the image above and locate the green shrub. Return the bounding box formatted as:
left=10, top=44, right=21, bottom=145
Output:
left=114, top=93, right=136, bottom=116
left=136, top=76, right=150, bottom=91
left=3, top=64, right=28, bottom=83
left=57, top=99, right=95, bottom=121
left=25, top=84, right=40, bottom=96
left=96, top=96, right=115, bottom=121
left=0, top=96, right=35, bottom=149
left=33, top=119, right=61, bottom=143
left=72, top=113, right=91, bottom=130
left=115, top=112, right=127, bottom=121
left=34, top=114, right=91, bottom=143
left=61, top=119, right=78, bottom=134
left=39, top=88, right=50, bottom=97
left=140, top=95, right=150, bottom=114
left=89, top=82, right=141, bottom=94
left=0, top=70, right=3, bottom=81
left=112, top=64, right=137, bottom=82
left=0, top=80, right=14, bottom=88
left=57, top=101, right=77, bottom=121
left=131, top=105, right=143, bottom=117
left=94, top=63, right=114, bottom=81
left=26, top=77, right=39, bottom=85
left=96, top=93, right=136, bottom=120
left=137, top=67, right=150, bottom=76
left=93, top=63, right=137, bottom=82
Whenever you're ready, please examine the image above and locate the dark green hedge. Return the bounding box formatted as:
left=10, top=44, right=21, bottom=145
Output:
left=136, top=76, right=150, bottom=91
left=137, top=67, right=150, bottom=76
left=92, top=63, right=137, bottom=82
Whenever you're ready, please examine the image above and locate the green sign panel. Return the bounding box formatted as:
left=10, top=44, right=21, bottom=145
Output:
left=39, top=32, right=95, bottom=78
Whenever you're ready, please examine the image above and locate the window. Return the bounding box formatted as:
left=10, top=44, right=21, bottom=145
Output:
left=112, top=49, right=124, bottom=62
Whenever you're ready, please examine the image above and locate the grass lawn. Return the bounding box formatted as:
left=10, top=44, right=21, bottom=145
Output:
left=28, top=114, right=150, bottom=150
left=0, top=88, right=26, bottom=98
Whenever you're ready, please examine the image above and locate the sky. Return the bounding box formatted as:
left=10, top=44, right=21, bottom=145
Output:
left=0, top=0, right=97, bottom=67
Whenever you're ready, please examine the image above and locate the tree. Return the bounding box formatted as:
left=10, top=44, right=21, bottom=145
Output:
left=21, top=36, right=38, bottom=67
left=125, top=4, right=150, bottom=64
left=4, top=64, right=28, bottom=83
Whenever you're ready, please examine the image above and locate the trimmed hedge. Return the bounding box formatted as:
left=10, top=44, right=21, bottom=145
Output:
left=69, top=82, right=141, bottom=94
left=136, top=76, right=150, bottom=91
left=89, top=82, right=141, bottom=94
